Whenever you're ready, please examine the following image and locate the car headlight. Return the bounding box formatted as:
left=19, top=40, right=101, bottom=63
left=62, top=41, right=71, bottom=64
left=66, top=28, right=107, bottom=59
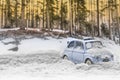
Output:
left=111, top=55, right=114, bottom=58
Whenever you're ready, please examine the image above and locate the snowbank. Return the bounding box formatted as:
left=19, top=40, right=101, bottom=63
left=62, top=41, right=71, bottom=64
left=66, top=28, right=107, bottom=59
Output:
left=96, top=38, right=120, bottom=61
left=0, top=37, right=120, bottom=80
left=0, top=28, right=19, bottom=32
left=0, top=37, right=120, bottom=61
left=0, top=37, right=67, bottom=55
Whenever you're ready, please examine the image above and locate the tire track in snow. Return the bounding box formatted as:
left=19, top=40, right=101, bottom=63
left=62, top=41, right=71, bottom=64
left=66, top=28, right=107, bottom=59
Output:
left=0, top=53, right=61, bottom=66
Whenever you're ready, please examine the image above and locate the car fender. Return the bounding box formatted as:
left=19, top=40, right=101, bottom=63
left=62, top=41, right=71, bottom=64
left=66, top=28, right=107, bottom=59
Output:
left=63, top=50, right=72, bottom=60
left=83, top=53, right=95, bottom=63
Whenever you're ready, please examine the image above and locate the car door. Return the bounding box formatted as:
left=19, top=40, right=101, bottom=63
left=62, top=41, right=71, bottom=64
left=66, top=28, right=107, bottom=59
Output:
left=72, top=41, right=85, bottom=63
left=64, top=41, right=75, bottom=61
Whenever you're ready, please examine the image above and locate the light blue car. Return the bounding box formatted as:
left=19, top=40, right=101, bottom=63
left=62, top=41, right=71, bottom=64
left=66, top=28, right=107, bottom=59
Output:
left=62, top=38, right=114, bottom=64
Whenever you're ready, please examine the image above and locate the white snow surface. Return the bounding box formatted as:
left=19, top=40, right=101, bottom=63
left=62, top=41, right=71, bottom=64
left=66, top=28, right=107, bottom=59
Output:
left=0, top=28, right=19, bottom=32
left=0, top=37, right=67, bottom=55
left=52, top=29, right=69, bottom=33
left=0, top=37, right=120, bottom=80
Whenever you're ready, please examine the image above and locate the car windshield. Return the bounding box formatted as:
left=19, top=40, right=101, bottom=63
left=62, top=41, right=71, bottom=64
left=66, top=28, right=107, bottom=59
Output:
left=85, top=41, right=103, bottom=50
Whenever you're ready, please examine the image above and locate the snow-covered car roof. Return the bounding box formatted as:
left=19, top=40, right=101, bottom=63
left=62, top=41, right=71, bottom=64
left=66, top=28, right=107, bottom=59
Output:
left=67, top=37, right=100, bottom=43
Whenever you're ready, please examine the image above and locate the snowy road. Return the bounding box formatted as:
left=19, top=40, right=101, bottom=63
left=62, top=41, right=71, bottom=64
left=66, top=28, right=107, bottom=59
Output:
left=0, top=53, right=60, bottom=65
left=0, top=52, right=120, bottom=73
left=0, top=52, right=120, bottom=80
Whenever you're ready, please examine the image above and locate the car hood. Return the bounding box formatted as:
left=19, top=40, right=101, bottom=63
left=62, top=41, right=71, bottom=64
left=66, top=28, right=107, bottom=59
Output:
left=86, top=47, right=112, bottom=57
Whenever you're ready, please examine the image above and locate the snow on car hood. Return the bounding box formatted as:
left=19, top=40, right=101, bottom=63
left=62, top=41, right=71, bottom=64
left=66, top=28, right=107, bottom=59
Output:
left=86, top=47, right=112, bottom=57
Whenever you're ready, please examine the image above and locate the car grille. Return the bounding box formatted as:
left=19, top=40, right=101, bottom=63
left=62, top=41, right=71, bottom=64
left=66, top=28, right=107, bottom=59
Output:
left=103, top=57, right=109, bottom=62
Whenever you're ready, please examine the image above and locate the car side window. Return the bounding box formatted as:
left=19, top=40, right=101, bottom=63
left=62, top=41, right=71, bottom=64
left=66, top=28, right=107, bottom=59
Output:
left=75, top=41, right=84, bottom=50
left=67, top=41, right=75, bottom=48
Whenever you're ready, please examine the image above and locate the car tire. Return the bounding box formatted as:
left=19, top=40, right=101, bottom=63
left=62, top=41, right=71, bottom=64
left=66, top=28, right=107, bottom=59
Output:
left=63, top=55, right=69, bottom=60
left=85, top=59, right=93, bottom=65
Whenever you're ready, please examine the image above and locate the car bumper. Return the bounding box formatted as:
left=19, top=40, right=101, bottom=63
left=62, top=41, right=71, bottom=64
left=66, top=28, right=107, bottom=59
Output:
left=92, top=57, right=114, bottom=64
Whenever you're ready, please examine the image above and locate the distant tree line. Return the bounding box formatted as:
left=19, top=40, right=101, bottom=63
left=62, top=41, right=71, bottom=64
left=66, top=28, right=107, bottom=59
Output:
left=0, top=0, right=120, bottom=43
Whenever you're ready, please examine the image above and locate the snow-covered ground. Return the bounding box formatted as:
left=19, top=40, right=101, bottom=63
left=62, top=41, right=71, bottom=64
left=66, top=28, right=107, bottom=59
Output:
left=0, top=28, right=19, bottom=32
left=0, top=35, right=120, bottom=80
left=0, top=37, right=66, bottom=55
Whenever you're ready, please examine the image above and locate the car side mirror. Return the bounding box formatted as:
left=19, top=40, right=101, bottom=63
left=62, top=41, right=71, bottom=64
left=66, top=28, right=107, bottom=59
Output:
left=67, top=41, right=69, bottom=44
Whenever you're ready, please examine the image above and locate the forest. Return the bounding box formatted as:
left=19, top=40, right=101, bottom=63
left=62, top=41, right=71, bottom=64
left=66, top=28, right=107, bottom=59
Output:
left=0, top=0, right=120, bottom=42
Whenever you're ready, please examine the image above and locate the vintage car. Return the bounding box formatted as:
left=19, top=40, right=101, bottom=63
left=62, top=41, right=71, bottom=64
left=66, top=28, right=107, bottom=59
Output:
left=62, top=37, right=114, bottom=64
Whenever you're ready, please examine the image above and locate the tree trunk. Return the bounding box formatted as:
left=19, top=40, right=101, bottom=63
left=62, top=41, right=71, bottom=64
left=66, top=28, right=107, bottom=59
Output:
left=97, top=0, right=101, bottom=36
left=0, top=0, right=3, bottom=28
left=5, top=0, right=11, bottom=27
left=60, top=0, right=63, bottom=30
left=108, top=0, right=112, bottom=39
left=69, top=0, right=73, bottom=35
left=117, top=12, right=120, bottom=44
left=20, top=0, right=25, bottom=30
left=46, top=0, right=50, bottom=31
left=15, top=0, right=18, bottom=28
left=42, top=0, right=45, bottom=29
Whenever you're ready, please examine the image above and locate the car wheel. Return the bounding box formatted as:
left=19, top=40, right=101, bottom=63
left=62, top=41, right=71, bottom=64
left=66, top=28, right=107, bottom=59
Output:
left=63, top=55, right=69, bottom=60
left=85, top=59, right=93, bottom=65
